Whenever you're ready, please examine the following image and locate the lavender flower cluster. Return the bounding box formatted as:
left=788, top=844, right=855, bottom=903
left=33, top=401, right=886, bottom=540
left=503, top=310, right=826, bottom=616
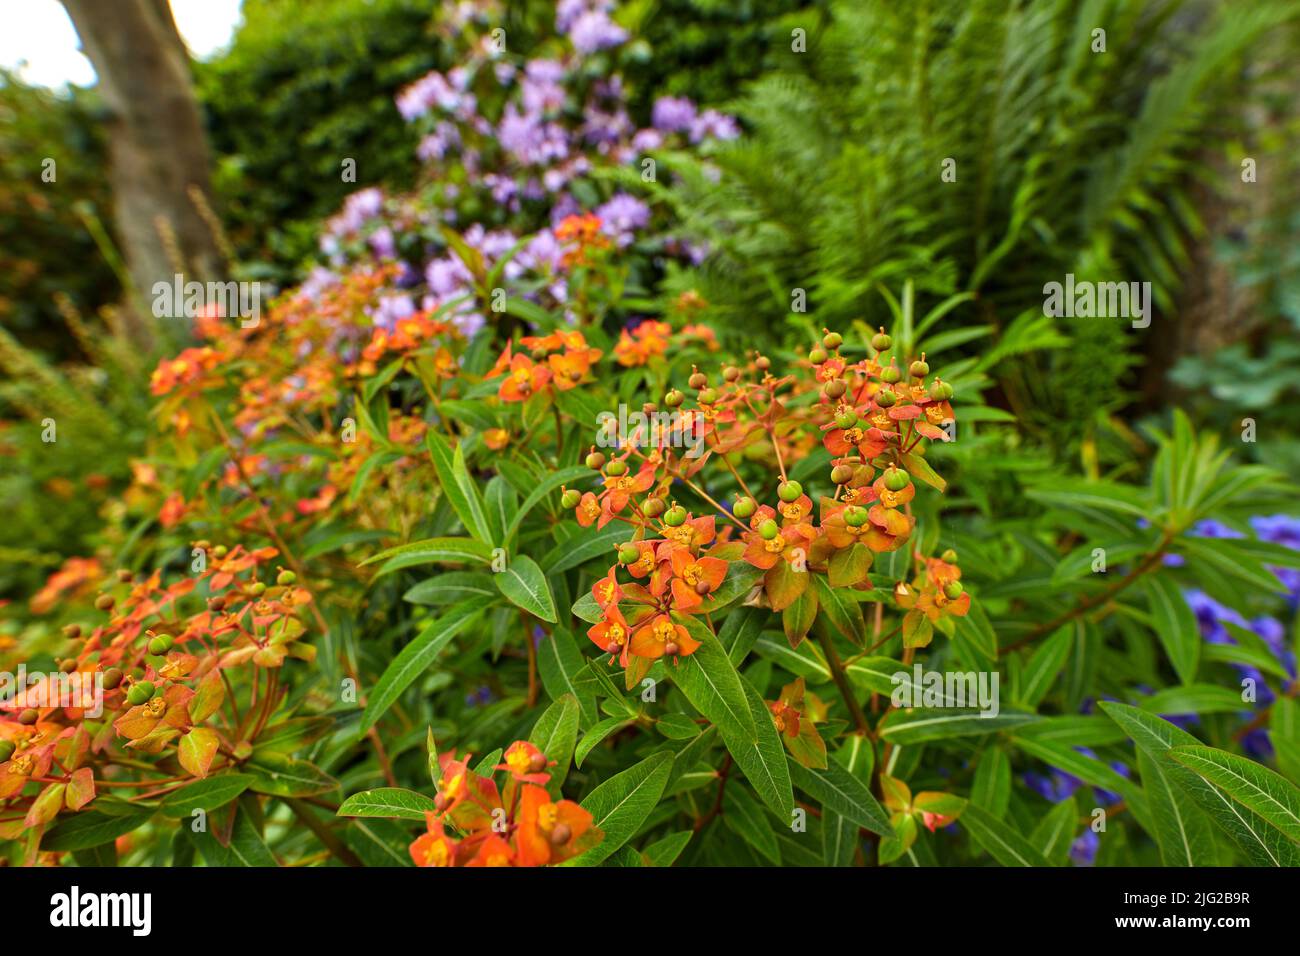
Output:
left=308, top=0, right=734, bottom=340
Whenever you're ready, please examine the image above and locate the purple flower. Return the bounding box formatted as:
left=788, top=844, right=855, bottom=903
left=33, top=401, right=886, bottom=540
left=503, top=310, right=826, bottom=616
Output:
left=690, top=109, right=741, bottom=143
left=369, top=294, right=414, bottom=331
left=652, top=96, right=697, bottom=133
left=596, top=192, right=650, bottom=247
left=568, top=10, right=627, bottom=54
left=1070, top=829, right=1099, bottom=866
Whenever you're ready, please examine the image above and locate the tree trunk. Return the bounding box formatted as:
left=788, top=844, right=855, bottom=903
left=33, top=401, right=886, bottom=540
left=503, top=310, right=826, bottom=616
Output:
left=62, top=0, right=225, bottom=344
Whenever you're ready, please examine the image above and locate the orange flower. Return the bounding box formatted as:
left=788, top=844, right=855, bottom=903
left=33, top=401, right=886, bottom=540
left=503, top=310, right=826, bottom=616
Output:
left=514, top=784, right=599, bottom=866
left=496, top=741, right=553, bottom=784
left=667, top=549, right=728, bottom=610
left=629, top=613, right=701, bottom=660
left=499, top=353, right=552, bottom=403
left=410, top=813, right=458, bottom=867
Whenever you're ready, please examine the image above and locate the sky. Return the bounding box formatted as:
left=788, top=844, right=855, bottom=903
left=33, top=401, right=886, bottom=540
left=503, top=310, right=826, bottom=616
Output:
left=0, top=0, right=244, bottom=88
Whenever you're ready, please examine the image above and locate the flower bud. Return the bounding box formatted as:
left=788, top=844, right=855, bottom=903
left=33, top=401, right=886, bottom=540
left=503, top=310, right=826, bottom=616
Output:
left=884, top=467, right=911, bottom=492
left=777, top=480, right=803, bottom=503
left=733, top=497, right=756, bottom=519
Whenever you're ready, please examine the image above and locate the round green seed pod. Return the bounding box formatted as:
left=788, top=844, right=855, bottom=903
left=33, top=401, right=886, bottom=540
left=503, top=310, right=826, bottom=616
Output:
left=777, top=480, right=803, bottom=503
left=759, top=519, right=780, bottom=541
left=733, top=497, right=756, bottom=519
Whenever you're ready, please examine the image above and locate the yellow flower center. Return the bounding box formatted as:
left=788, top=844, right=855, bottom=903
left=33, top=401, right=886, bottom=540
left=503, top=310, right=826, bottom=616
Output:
left=538, top=803, right=559, bottom=831
left=607, top=623, right=626, bottom=644
left=843, top=427, right=864, bottom=444
left=506, top=747, right=532, bottom=776
left=781, top=502, right=805, bottom=520
left=764, top=536, right=786, bottom=554
left=424, top=840, right=451, bottom=867
left=682, top=564, right=703, bottom=586
left=654, top=621, right=676, bottom=643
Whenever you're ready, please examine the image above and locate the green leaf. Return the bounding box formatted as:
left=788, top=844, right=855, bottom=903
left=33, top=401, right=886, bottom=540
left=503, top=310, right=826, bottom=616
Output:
left=483, top=476, right=517, bottom=547
left=505, top=466, right=592, bottom=544
left=537, top=627, right=598, bottom=724
left=1026, top=478, right=1149, bottom=518
left=719, top=677, right=795, bottom=819
left=643, top=831, right=692, bottom=867
left=823, top=811, right=859, bottom=867
left=43, top=810, right=152, bottom=852
left=1018, top=625, right=1073, bottom=709
left=403, top=571, right=498, bottom=606
left=246, top=754, right=339, bottom=798
left=1137, top=749, right=1216, bottom=867
left=337, top=787, right=440, bottom=821
left=542, top=522, right=627, bottom=574
left=575, top=716, right=634, bottom=767
left=723, top=786, right=782, bottom=864
left=361, top=595, right=494, bottom=730
left=528, top=694, right=581, bottom=787
left=1030, top=796, right=1078, bottom=866
left=1168, top=745, right=1300, bottom=846
left=961, top=805, right=1049, bottom=866
left=495, top=554, right=558, bottom=623
left=566, top=751, right=674, bottom=866
left=1143, top=576, right=1200, bottom=684
left=1099, top=702, right=1300, bottom=866
left=789, top=756, right=891, bottom=837
left=192, top=809, right=277, bottom=867
left=971, top=748, right=1010, bottom=817
left=673, top=615, right=758, bottom=742
left=425, top=431, right=491, bottom=543
left=361, top=536, right=492, bottom=571
left=161, top=774, right=255, bottom=818
left=879, top=709, right=1039, bottom=744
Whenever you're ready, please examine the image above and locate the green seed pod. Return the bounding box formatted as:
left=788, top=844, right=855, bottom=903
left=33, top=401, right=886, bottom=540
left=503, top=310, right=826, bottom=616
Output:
left=18, top=708, right=39, bottom=725
left=664, top=505, right=688, bottom=527
left=62, top=624, right=81, bottom=639
left=102, top=667, right=124, bottom=690
left=127, top=682, right=155, bottom=707
left=884, top=467, right=911, bottom=492
left=212, top=545, right=228, bottom=560
left=930, top=380, right=954, bottom=401
left=941, top=549, right=959, bottom=564
left=561, top=489, right=582, bottom=509
left=871, top=330, right=892, bottom=352
left=663, top=389, right=684, bottom=408
left=607, top=459, right=630, bottom=477
left=585, top=451, right=606, bottom=470
left=823, top=379, right=847, bottom=399
left=641, top=497, right=666, bottom=518
left=777, top=480, right=803, bottom=503
left=688, top=371, right=707, bottom=390
left=618, top=544, right=641, bottom=565
left=830, top=464, right=854, bottom=485
left=94, top=594, right=115, bottom=611
left=835, top=410, right=857, bottom=429
left=876, top=389, right=898, bottom=408
left=277, top=570, right=297, bottom=586
left=0, top=740, right=15, bottom=762
left=733, top=497, right=756, bottom=519
left=250, top=581, right=267, bottom=596
left=822, top=331, right=843, bottom=349
left=909, top=359, right=930, bottom=378
left=809, top=347, right=829, bottom=365
left=755, top=355, right=771, bottom=371
left=723, top=366, right=740, bottom=382
left=759, top=519, right=779, bottom=541
left=880, top=365, right=902, bottom=384
left=844, top=506, right=869, bottom=528
left=148, top=637, right=170, bottom=655
left=944, top=581, right=965, bottom=600
left=697, top=388, right=719, bottom=405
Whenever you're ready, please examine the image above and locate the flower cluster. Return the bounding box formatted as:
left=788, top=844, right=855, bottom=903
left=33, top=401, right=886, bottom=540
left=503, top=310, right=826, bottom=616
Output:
left=411, top=741, right=601, bottom=866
